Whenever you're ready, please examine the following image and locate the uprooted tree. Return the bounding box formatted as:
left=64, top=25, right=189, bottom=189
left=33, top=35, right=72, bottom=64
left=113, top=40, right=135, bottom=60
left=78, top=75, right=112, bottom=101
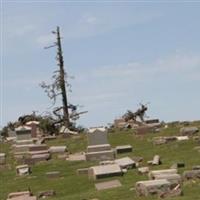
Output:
left=40, top=26, right=87, bottom=130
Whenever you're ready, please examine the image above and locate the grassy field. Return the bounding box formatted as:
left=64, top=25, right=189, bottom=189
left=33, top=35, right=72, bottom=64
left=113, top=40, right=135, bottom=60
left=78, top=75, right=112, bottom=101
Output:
left=0, top=124, right=200, bottom=200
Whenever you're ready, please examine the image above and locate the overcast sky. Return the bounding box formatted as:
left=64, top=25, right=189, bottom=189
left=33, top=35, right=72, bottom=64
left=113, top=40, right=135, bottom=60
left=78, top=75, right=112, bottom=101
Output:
left=1, top=1, right=200, bottom=128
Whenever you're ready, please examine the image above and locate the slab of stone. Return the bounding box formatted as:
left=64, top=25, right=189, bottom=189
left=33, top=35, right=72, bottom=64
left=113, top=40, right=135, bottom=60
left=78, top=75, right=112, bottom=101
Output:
left=135, top=179, right=171, bottom=197
left=115, top=145, right=132, bottom=154
left=148, top=169, right=178, bottom=179
left=183, top=170, right=200, bottom=180
left=114, top=157, right=136, bottom=169
left=7, top=191, right=37, bottom=200
left=49, top=146, right=67, bottom=153
left=180, top=127, right=199, bottom=136
left=99, top=160, right=115, bottom=165
left=176, top=136, right=189, bottom=141
left=31, top=153, right=50, bottom=163
left=85, top=150, right=115, bottom=161
left=152, top=155, right=161, bottom=165
left=192, top=165, right=200, bottom=170
left=87, top=127, right=108, bottom=146
left=66, top=153, right=86, bottom=161
left=29, top=144, right=48, bottom=152
left=0, top=153, right=6, bottom=165
left=89, top=164, right=122, bottom=180
left=15, top=126, right=32, bottom=140
left=153, top=174, right=182, bottom=184
left=138, top=167, right=149, bottom=174
left=87, top=144, right=111, bottom=153
left=16, top=164, right=30, bottom=175
left=95, top=180, right=122, bottom=191
left=15, top=139, right=34, bottom=145
left=28, top=150, right=49, bottom=156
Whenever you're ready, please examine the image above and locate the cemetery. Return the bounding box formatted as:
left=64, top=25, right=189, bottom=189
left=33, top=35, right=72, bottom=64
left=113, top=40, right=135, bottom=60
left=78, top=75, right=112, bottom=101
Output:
left=0, top=120, right=200, bottom=200
left=1, top=4, right=200, bottom=200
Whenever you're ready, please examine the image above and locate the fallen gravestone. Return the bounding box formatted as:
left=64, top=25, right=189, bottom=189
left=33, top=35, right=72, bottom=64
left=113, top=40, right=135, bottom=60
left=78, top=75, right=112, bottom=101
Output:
left=95, top=180, right=122, bottom=191
left=138, top=167, right=149, bottom=174
left=114, top=157, right=136, bottom=169
left=16, top=165, right=30, bottom=176
left=148, top=169, right=178, bottom=179
left=88, top=164, right=122, bottom=180
left=66, top=152, right=86, bottom=161
left=183, top=170, right=200, bottom=180
left=7, top=191, right=37, bottom=200
left=49, top=146, right=67, bottom=153
left=135, top=179, right=171, bottom=197
left=115, top=145, right=132, bottom=154
left=0, top=153, right=6, bottom=165
left=180, top=127, right=199, bottom=136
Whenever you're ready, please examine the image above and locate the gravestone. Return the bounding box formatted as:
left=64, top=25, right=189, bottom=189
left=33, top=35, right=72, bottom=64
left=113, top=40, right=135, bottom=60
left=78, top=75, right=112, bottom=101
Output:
left=85, top=127, right=115, bottom=161
left=95, top=180, right=122, bottom=191
left=15, top=126, right=32, bottom=140
left=87, top=127, right=108, bottom=146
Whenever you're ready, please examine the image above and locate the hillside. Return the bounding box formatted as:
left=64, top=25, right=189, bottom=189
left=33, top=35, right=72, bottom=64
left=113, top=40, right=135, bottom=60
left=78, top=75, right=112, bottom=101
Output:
left=0, top=122, right=200, bottom=200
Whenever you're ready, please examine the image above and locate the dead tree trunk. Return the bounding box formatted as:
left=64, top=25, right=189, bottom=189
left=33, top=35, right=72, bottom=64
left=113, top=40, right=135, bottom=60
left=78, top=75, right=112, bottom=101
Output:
left=56, top=26, right=70, bottom=127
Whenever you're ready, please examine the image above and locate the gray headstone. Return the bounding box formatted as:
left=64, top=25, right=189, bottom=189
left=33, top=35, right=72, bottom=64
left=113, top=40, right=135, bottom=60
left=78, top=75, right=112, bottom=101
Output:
left=87, top=127, right=108, bottom=146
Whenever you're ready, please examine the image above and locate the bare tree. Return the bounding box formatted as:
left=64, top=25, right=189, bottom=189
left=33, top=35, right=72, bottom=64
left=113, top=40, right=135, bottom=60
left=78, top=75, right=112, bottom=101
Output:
left=40, top=26, right=71, bottom=127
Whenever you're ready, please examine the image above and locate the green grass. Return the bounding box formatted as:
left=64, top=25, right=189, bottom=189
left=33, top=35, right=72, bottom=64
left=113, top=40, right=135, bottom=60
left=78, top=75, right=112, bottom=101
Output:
left=0, top=125, right=200, bottom=200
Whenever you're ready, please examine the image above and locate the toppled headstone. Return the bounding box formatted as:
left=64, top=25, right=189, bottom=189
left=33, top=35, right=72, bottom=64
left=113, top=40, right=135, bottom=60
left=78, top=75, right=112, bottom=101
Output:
left=183, top=170, right=200, bottom=180
left=158, top=184, right=182, bottom=198
left=148, top=155, right=161, bottom=165
left=16, top=164, right=30, bottom=176
left=148, top=169, right=178, bottom=179
left=88, top=164, right=122, bottom=180
left=46, top=171, right=60, bottom=178
left=66, top=152, right=86, bottom=161
left=0, top=153, right=6, bottom=165
left=95, top=180, right=122, bottom=191
left=115, top=145, right=132, bottom=154
left=38, top=190, right=56, bottom=198
left=99, top=160, right=115, bottom=165
left=30, top=153, right=50, bottom=163
left=49, top=146, right=67, bottom=153
left=180, top=127, right=199, bottom=136
left=114, top=157, right=136, bottom=169
left=7, top=191, right=37, bottom=200
left=192, top=165, right=200, bottom=170
left=176, top=136, right=189, bottom=141
left=153, top=173, right=182, bottom=185
left=135, top=179, right=171, bottom=197
left=138, top=167, right=149, bottom=174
